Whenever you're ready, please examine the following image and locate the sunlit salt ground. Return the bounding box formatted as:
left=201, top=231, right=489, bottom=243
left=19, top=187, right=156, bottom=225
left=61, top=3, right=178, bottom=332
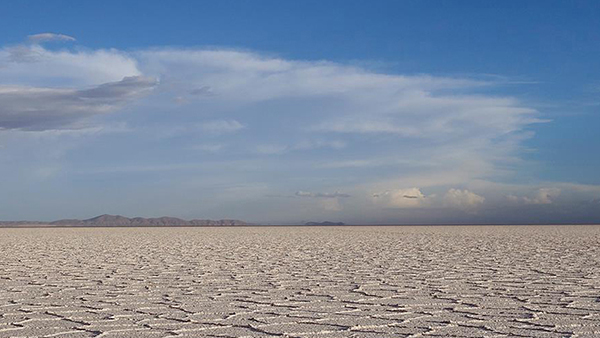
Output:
left=1, top=226, right=599, bottom=338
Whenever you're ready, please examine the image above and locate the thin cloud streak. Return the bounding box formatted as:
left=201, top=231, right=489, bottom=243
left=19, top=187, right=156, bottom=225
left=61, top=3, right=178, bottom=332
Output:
left=28, top=33, right=76, bottom=43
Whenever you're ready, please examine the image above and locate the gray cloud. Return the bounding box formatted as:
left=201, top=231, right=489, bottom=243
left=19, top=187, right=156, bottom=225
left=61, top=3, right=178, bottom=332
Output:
left=190, top=86, right=213, bottom=96
left=0, top=76, right=156, bottom=130
left=78, top=76, right=157, bottom=99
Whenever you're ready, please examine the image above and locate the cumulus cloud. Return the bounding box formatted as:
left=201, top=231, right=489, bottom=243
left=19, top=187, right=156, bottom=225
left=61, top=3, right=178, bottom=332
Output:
left=372, top=188, right=431, bottom=208
left=527, top=188, right=561, bottom=204
left=27, top=33, right=76, bottom=43
left=0, top=76, right=156, bottom=130
left=443, top=189, right=485, bottom=209
left=508, top=188, right=561, bottom=205
left=372, top=187, right=485, bottom=210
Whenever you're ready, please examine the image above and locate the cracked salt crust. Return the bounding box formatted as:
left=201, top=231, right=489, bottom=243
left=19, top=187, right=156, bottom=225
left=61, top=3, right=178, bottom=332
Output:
left=1, top=225, right=599, bottom=337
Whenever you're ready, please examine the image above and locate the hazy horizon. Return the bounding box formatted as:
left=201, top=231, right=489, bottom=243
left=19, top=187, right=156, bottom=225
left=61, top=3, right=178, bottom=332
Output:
left=3, top=212, right=600, bottom=226
left=1, top=1, right=599, bottom=224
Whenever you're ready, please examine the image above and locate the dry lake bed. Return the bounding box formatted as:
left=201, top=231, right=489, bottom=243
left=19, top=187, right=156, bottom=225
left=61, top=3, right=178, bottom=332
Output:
left=1, top=225, right=599, bottom=338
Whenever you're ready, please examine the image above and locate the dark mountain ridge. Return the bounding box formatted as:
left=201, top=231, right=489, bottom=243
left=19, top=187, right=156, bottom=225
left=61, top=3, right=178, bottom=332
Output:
left=304, top=221, right=345, bottom=226
left=0, top=214, right=249, bottom=227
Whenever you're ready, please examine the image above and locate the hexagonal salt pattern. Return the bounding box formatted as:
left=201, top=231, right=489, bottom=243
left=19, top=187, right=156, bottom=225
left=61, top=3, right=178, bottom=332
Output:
left=1, top=226, right=599, bottom=337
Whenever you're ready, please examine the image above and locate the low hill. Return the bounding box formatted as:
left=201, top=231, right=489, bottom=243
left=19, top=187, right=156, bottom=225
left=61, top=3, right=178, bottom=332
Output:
left=304, top=221, right=346, bottom=226
left=0, top=214, right=249, bottom=227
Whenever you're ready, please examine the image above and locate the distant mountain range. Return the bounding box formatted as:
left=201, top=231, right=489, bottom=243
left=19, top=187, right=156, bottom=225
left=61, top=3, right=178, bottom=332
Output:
left=0, top=214, right=249, bottom=227
left=304, top=221, right=345, bottom=226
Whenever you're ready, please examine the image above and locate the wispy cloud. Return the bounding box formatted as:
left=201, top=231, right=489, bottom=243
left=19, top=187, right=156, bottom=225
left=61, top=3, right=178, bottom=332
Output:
left=255, top=140, right=346, bottom=155
left=255, top=144, right=288, bottom=155
left=295, top=191, right=350, bottom=198
left=192, top=143, right=225, bottom=153
left=1, top=43, right=141, bottom=84
left=28, top=33, right=76, bottom=43
left=198, top=120, right=245, bottom=134
left=311, top=119, right=420, bottom=136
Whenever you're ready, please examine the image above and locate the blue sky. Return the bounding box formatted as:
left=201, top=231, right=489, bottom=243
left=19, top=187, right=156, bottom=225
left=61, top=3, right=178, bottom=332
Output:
left=0, top=1, right=599, bottom=223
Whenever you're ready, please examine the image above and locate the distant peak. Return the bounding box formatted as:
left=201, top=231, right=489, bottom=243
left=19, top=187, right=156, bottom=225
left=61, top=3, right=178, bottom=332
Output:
left=86, top=214, right=127, bottom=220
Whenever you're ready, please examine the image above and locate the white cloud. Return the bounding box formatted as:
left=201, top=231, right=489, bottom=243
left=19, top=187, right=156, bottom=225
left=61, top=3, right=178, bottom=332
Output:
left=371, top=187, right=484, bottom=210
left=136, top=49, right=489, bottom=103
left=134, top=50, right=540, bottom=146
left=523, top=188, right=560, bottom=204
left=372, top=188, right=431, bottom=208
left=443, top=189, right=485, bottom=209
left=1, top=45, right=141, bottom=86
left=311, top=119, right=420, bottom=136
left=509, top=188, right=561, bottom=205
left=133, top=49, right=542, bottom=183
left=4, top=41, right=594, bottom=223
left=27, top=33, right=76, bottom=43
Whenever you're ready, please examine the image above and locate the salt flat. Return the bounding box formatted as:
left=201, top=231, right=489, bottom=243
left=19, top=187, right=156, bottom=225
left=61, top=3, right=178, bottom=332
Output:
left=1, top=226, right=599, bottom=338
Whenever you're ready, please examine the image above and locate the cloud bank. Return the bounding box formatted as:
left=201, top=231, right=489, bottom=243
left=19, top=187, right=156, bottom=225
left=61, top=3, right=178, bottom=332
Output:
left=0, top=35, right=598, bottom=223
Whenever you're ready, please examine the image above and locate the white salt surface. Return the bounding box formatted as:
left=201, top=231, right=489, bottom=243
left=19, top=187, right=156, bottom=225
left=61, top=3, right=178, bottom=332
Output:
left=1, top=225, right=599, bottom=337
